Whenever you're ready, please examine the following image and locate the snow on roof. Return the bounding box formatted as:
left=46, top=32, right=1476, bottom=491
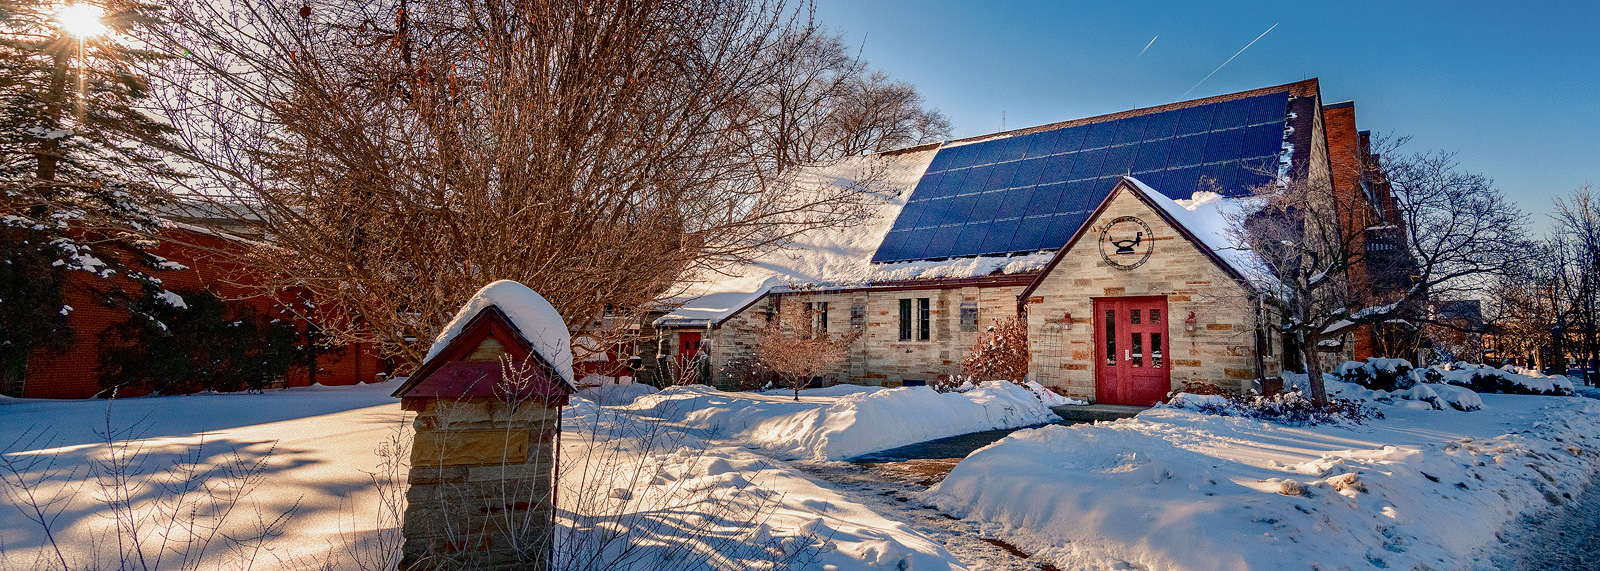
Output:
left=1123, top=176, right=1279, bottom=292
left=426, top=280, right=574, bottom=383
left=656, top=147, right=1054, bottom=327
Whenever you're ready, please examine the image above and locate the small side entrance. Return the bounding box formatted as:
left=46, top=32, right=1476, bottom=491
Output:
left=1093, top=296, right=1171, bottom=406
left=676, top=332, right=703, bottom=384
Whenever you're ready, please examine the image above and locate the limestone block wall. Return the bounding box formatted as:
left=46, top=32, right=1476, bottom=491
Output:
left=1025, top=190, right=1281, bottom=400
left=687, top=285, right=1027, bottom=388
left=402, top=399, right=560, bottom=571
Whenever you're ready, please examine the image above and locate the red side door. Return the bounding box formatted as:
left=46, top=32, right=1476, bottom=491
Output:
left=1094, top=297, right=1171, bottom=406
left=676, top=332, right=702, bottom=383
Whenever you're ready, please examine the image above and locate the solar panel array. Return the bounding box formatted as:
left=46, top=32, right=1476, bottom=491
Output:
left=872, top=91, right=1291, bottom=263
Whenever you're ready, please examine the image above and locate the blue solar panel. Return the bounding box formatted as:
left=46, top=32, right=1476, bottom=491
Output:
left=995, top=187, right=1034, bottom=219
left=1083, top=121, right=1117, bottom=150
left=1176, top=105, right=1213, bottom=135
left=1100, top=145, right=1138, bottom=177
left=1051, top=125, right=1088, bottom=154
left=1141, top=110, right=1181, bottom=140
left=871, top=91, right=1294, bottom=262
left=1024, top=183, right=1066, bottom=217
left=1132, top=139, right=1172, bottom=173
left=1203, top=128, right=1246, bottom=163
left=1212, top=98, right=1251, bottom=129
left=1114, top=115, right=1149, bottom=145
left=972, top=190, right=1006, bottom=220
left=1024, top=129, right=1061, bottom=159
left=1242, top=123, right=1284, bottom=157
left=1168, top=134, right=1206, bottom=167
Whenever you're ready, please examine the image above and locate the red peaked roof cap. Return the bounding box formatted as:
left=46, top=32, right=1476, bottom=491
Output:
left=392, top=305, right=575, bottom=406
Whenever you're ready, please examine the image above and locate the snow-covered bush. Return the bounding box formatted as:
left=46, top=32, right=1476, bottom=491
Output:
left=959, top=316, right=1028, bottom=383
left=1415, top=362, right=1574, bottom=396
left=1165, top=382, right=1382, bottom=425
left=1287, top=372, right=1484, bottom=411
left=1337, top=358, right=1416, bottom=391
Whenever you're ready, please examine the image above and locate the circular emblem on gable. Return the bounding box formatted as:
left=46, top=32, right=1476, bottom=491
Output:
left=1098, top=216, right=1154, bottom=270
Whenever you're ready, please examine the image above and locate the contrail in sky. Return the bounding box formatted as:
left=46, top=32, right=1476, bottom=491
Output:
left=1182, top=23, right=1278, bottom=97
left=1137, top=36, right=1157, bottom=58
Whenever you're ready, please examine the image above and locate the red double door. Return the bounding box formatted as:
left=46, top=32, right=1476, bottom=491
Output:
left=1093, top=297, right=1171, bottom=406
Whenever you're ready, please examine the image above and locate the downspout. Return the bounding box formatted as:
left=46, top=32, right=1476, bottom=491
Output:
left=1252, top=293, right=1268, bottom=391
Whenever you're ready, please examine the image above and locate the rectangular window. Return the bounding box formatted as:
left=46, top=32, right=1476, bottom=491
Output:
left=1153, top=332, right=1164, bottom=367
left=817, top=301, right=829, bottom=334
left=960, top=301, right=979, bottom=332
left=1132, top=332, right=1143, bottom=367
left=1150, top=309, right=1161, bottom=323
left=850, top=303, right=866, bottom=328
left=900, top=299, right=912, bottom=341
left=1131, top=309, right=1141, bottom=325
left=805, top=301, right=828, bottom=337
left=1105, top=310, right=1116, bottom=366
left=917, top=298, right=931, bottom=341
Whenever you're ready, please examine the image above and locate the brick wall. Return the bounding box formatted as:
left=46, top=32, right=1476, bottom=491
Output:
left=18, top=226, right=384, bottom=398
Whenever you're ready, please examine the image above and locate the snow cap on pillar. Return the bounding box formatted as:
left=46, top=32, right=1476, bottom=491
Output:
left=426, top=280, right=574, bottom=384
left=392, top=280, right=576, bottom=405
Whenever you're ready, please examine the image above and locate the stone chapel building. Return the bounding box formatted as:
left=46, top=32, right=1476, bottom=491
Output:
left=652, top=79, right=1398, bottom=406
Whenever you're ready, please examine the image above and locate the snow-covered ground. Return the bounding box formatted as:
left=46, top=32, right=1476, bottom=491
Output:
left=0, top=381, right=969, bottom=570
left=617, top=382, right=1060, bottom=461
left=924, top=391, right=1600, bottom=570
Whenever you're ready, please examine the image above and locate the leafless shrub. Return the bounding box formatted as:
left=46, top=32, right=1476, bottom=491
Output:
left=960, top=316, right=1029, bottom=384
left=754, top=300, right=860, bottom=400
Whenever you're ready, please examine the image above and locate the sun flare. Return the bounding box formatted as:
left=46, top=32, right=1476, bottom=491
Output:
left=55, top=3, right=108, bottom=39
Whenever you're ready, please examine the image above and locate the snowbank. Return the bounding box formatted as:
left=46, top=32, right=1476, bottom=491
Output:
left=1024, top=380, right=1087, bottom=406
left=620, top=382, right=1060, bottom=461
left=576, top=382, right=658, bottom=407
left=425, top=280, right=574, bottom=383
left=924, top=393, right=1600, bottom=570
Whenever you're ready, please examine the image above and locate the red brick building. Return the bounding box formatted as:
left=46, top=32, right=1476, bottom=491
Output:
left=12, top=223, right=388, bottom=399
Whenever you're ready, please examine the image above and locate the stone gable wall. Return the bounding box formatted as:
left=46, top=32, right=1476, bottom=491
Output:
left=1025, top=189, right=1282, bottom=400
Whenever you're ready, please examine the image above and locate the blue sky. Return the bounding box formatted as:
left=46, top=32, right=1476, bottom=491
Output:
left=812, top=0, right=1598, bottom=223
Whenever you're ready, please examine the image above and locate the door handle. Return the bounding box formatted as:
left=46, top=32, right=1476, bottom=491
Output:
left=1124, top=349, right=1130, bottom=361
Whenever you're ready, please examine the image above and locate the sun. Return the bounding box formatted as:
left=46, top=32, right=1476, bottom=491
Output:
left=55, top=3, right=108, bottom=39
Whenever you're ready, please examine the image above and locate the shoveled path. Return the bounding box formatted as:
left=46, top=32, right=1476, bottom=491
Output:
left=793, top=424, right=1076, bottom=571
left=1495, top=467, right=1600, bottom=570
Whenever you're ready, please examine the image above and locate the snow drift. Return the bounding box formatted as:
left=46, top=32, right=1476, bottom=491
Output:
left=619, top=382, right=1060, bottom=461
left=924, top=393, right=1600, bottom=570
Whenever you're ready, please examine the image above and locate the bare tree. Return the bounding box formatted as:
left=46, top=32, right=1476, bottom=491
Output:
left=959, top=316, right=1028, bottom=383
left=142, top=0, right=945, bottom=368
left=1237, top=145, right=1529, bottom=404
left=754, top=299, right=858, bottom=400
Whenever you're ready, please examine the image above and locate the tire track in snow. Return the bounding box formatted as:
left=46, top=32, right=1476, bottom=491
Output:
left=793, top=460, right=1053, bottom=571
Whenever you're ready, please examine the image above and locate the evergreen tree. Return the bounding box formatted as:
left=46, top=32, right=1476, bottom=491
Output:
left=0, top=1, right=185, bottom=396
left=98, top=288, right=300, bottom=394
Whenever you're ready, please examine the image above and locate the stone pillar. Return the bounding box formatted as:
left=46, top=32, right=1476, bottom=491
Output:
left=401, top=398, right=559, bottom=570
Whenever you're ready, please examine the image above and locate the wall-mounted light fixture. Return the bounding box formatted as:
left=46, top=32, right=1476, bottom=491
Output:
left=1059, top=312, right=1073, bottom=331
left=1184, top=312, right=1198, bottom=334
